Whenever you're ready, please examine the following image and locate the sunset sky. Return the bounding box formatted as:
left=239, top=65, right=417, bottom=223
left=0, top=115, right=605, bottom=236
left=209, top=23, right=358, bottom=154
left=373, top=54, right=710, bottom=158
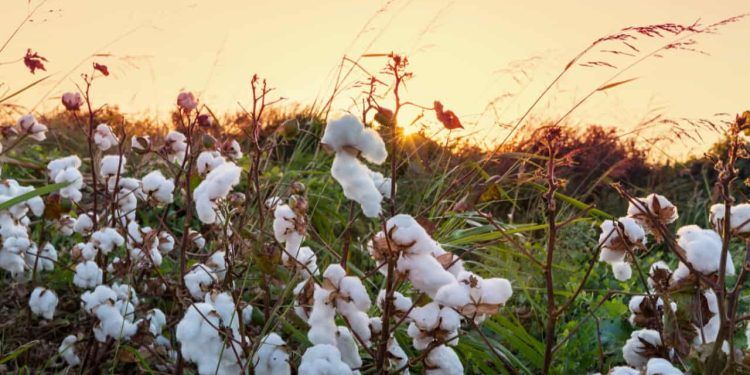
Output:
left=1, top=0, right=749, bottom=159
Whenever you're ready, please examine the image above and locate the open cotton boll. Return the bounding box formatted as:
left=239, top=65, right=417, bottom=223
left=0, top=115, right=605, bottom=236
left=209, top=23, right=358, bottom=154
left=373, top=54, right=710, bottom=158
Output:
left=197, top=151, right=226, bottom=175
left=434, top=272, right=512, bottom=322
left=158, top=231, right=175, bottom=254
left=709, top=203, right=750, bottom=233
left=17, top=114, right=48, bottom=141
left=100, top=155, right=126, bottom=179
left=142, top=170, right=175, bottom=204
left=47, top=156, right=81, bottom=180
left=335, top=326, right=362, bottom=370
left=307, top=285, right=338, bottom=346
left=147, top=309, right=167, bottom=336
left=111, top=283, right=140, bottom=306
left=221, top=139, right=243, bottom=160
left=164, top=131, right=189, bottom=164
left=176, top=302, right=244, bottom=375
left=331, top=152, right=384, bottom=218
left=622, top=329, right=662, bottom=368
left=204, top=291, right=240, bottom=329
left=407, top=302, right=461, bottom=350
left=94, top=123, right=119, bottom=151
left=321, top=115, right=388, bottom=164
left=424, top=345, right=464, bottom=375
left=627, top=193, right=678, bottom=225
left=645, top=358, right=683, bottom=375
left=29, top=287, right=58, bottom=320
left=193, top=162, right=242, bottom=224
left=377, top=290, right=413, bottom=317
left=677, top=225, right=734, bottom=276
left=612, top=262, right=632, bottom=281
left=0, top=249, right=25, bottom=278
left=58, top=335, right=80, bottom=367
left=647, top=261, right=671, bottom=290
left=54, top=167, right=84, bottom=202
left=253, top=333, right=290, bottom=375
left=184, top=264, right=218, bottom=300
left=73, top=212, right=96, bottom=234
left=73, top=261, right=103, bottom=289
left=396, top=253, right=456, bottom=298
left=26, top=242, right=57, bottom=272
left=81, top=285, right=118, bottom=313
left=91, top=227, right=125, bottom=254
left=370, top=171, right=392, bottom=198
left=598, top=217, right=647, bottom=264
left=129, top=247, right=163, bottom=268
left=298, top=344, right=353, bottom=375
left=92, top=302, right=138, bottom=342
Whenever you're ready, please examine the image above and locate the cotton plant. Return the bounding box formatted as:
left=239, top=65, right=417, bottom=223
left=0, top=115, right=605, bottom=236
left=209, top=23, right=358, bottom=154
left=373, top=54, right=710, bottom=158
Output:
left=594, top=190, right=750, bottom=373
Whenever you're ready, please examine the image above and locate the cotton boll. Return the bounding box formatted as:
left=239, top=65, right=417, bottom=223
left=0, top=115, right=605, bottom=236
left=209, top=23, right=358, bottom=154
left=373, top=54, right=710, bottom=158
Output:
left=147, top=309, right=167, bottom=336
left=0, top=246, right=25, bottom=278
left=58, top=335, right=80, bottom=367
left=298, top=344, right=353, bottom=375
left=396, top=253, right=456, bottom=298
left=47, top=156, right=81, bottom=180
left=377, top=290, right=413, bottom=317
left=612, top=262, right=633, bottom=281
left=56, top=167, right=84, bottom=202
left=677, top=225, right=734, bottom=276
left=184, top=264, right=217, bottom=300
left=57, top=215, right=76, bottom=236
left=74, top=213, right=96, bottom=234
left=622, top=329, right=662, bottom=368
left=100, top=155, right=126, bottom=179
left=222, top=139, right=243, bottom=160
left=73, top=261, right=103, bottom=289
left=91, top=227, right=125, bottom=254
left=197, top=151, right=226, bottom=175
left=111, top=283, right=140, bottom=306
left=407, top=302, right=461, bottom=350
left=370, top=171, right=392, bottom=198
left=142, top=170, right=175, bottom=204
left=646, top=358, right=683, bottom=375
left=253, top=333, right=290, bottom=375
left=164, top=131, right=189, bottom=164
left=29, top=287, right=58, bottom=320
left=331, top=152, right=384, bottom=218
left=598, top=218, right=647, bottom=265
left=322, top=115, right=388, bottom=164
left=158, top=231, right=175, bottom=254
left=81, top=285, right=117, bottom=313
left=94, top=303, right=138, bottom=341
left=176, top=302, right=244, bottom=375
left=204, top=291, right=240, bottom=329
left=17, top=114, right=47, bottom=141
left=424, top=345, right=464, bottom=375
left=308, top=285, right=338, bottom=346
left=193, top=162, right=242, bottom=224
left=94, top=124, right=118, bottom=151
left=26, top=242, right=57, bottom=272
left=627, top=193, right=678, bottom=225
left=335, top=327, right=362, bottom=370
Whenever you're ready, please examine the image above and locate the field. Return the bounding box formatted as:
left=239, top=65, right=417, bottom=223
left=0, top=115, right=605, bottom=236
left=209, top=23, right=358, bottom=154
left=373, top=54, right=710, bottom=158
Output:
left=1, top=4, right=750, bottom=375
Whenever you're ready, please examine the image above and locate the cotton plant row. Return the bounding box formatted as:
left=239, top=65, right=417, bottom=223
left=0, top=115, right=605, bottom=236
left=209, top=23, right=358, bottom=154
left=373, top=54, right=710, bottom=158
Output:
left=592, top=187, right=750, bottom=374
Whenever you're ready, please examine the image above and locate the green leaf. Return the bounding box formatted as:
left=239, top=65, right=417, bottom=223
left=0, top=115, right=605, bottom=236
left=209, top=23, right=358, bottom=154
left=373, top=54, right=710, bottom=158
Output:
left=0, top=181, right=72, bottom=211
left=0, top=340, right=39, bottom=365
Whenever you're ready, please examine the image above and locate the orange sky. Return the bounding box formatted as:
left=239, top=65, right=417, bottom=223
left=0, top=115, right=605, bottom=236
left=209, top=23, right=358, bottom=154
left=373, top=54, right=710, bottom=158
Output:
left=1, top=0, right=749, bottom=160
